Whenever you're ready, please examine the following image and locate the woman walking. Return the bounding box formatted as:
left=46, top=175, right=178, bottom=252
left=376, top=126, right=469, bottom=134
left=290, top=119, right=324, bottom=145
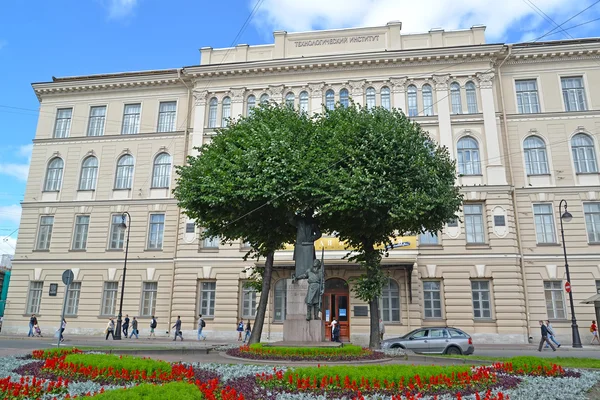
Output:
left=243, top=320, right=252, bottom=344
left=237, top=319, right=244, bottom=341
left=105, top=318, right=115, bottom=340
left=591, top=320, right=600, bottom=345
left=59, top=319, right=67, bottom=342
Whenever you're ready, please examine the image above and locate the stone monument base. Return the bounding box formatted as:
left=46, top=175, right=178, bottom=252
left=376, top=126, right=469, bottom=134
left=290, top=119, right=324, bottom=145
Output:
left=282, top=279, right=325, bottom=343
left=266, top=341, right=341, bottom=348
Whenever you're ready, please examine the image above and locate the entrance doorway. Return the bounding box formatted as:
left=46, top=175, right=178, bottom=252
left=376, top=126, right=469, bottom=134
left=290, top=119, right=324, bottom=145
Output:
left=322, top=278, right=350, bottom=342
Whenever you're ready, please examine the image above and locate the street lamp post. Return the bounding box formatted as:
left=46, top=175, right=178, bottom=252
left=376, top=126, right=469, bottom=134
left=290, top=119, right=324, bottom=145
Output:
left=114, top=212, right=131, bottom=340
left=558, top=200, right=582, bottom=348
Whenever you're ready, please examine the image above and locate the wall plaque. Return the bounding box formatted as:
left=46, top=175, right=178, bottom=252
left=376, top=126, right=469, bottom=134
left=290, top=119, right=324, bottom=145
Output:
left=354, top=306, right=368, bottom=317
left=49, top=283, right=58, bottom=296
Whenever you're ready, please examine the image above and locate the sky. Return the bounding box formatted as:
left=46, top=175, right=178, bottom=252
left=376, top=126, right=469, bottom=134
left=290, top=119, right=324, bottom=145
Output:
left=0, top=0, right=599, bottom=255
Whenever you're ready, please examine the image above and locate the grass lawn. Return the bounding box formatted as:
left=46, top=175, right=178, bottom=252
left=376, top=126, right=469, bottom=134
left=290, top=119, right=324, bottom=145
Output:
left=441, top=354, right=600, bottom=369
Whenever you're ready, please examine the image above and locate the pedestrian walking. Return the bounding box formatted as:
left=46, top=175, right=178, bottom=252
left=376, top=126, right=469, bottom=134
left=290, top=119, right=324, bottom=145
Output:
left=105, top=318, right=115, bottom=340
left=379, top=318, right=385, bottom=341
left=148, top=316, right=157, bottom=339
left=591, top=320, right=600, bottom=345
left=332, top=321, right=341, bottom=344
left=331, top=319, right=338, bottom=342
left=237, top=319, right=244, bottom=341
left=197, top=315, right=206, bottom=341
left=544, top=320, right=561, bottom=349
left=59, top=319, right=66, bottom=342
left=122, top=315, right=130, bottom=338
left=129, top=317, right=139, bottom=339
left=28, top=314, right=37, bottom=337
left=537, top=320, right=556, bottom=352
left=172, top=316, right=183, bottom=341
left=243, top=320, right=252, bottom=344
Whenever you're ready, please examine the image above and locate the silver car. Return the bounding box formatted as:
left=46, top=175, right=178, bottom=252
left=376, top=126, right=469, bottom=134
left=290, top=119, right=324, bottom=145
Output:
left=381, top=327, right=474, bottom=355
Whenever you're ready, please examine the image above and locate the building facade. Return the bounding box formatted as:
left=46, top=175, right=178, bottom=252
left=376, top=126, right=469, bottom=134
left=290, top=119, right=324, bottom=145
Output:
left=3, top=22, right=600, bottom=345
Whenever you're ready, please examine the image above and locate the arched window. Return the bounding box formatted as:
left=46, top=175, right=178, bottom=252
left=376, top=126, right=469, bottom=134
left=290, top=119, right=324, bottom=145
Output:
left=79, top=156, right=98, bottom=191
left=524, top=136, right=549, bottom=175
left=221, top=96, right=231, bottom=126
left=422, top=84, right=433, bottom=116
left=325, top=89, right=335, bottom=110
left=572, top=133, right=598, bottom=173
left=340, top=89, right=349, bottom=108
left=274, top=279, right=287, bottom=322
left=380, top=278, right=400, bottom=322
left=457, top=137, right=481, bottom=175
left=285, top=92, right=295, bottom=108
left=466, top=81, right=478, bottom=113
left=114, top=154, right=134, bottom=189
left=44, top=157, right=64, bottom=191
left=380, top=87, right=391, bottom=111
left=450, top=82, right=462, bottom=114
left=151, top=153, right=172, bottom=188
left=246, top=95, right=256, bottom=115
left=366, top=87, right=376, bottom=109
left=299, top=91, right=309, bottom=113
left=208, top=97, right=218, bottom=128
left=260, top=93, right=270, bottom=104
left=407, top=85, right=418, bottom=117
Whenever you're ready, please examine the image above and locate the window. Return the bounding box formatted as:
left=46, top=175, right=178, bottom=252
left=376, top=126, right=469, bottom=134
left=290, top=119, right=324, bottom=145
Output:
left=26, top=282, right=43, bottom=314
left=260, top=93, right=270, bottom=104
left=285, top=92, right=295, bottom=108
left=562, top=77, right=587, bottom=112
left=533, top=204, right=556, bottom=244
left=381, top=87, right=391, bottom=111
left=72, top=215, right=90, bottom=250
left=87, top=106, right=106, bottom=136
left=242, top=285, right=257, bottom=318
left=36, top=216, right=54, bottom=250
left=299, top=91, right=309, bottom=113
left=366, top=87, right=376, bottom=109
left=101, top=282, right=118, bottom=315
left=185, top=222, right=195, bottom=234
left=121, top=104, right=141, bottom=134
left=466, top=81, right=478, bottom=114
left=464, top=204, right=485, bottom=243
left=457, top=137, right=481, bottom=175
left=208, top=98, right=218, bottom=128
left=199, top=281, right=216, bottom=317
left=572, top=133, right=598, bottom=173
left=203, top=236, right=219, bottom=249
left=325, top=89, right=335, bottom=110
left=221, top=97, right=231, bottom=127
left=340, top=89, right=349, bottom=108
left=157, top=101, right=177, bottom=132
left=516, top=79, right=540, bottom=114
left=380, top=279, right=400, bottom=322
left=450, top=82, right=462, bottom=114
left=524, top=136, right=549, bottom=175
left=584, top=203, right=600, bottom=243
left=147, top=214, right=165, bottom=249
left=471, top=281, right=491, bottom=319
left=419, top=231, right=438, bottom=245
left=246, top=95, right=256, bottom=115
left=274, top=279, right=287, bottom=322
left=44, top=157, right=64, bottom=191
left=109, top=214, right=125, bottom=249
left=407, top=85, right=417, bottom=117
left=65, top=282, right=81, bottom=315
left=151, top=153, right=172, bottom=188
left=141, top=282, right=158, bottom=316
left=114, top=154, right=134, bottom=189
left=79, top=156, right=98, bottom=190
left=53, top=108, right=72, bottom=138
left=544, top=281, right=566, bottom=319
left=422, top=84, right=433, bottom=116
left=423, top=281, right=442, bottom=318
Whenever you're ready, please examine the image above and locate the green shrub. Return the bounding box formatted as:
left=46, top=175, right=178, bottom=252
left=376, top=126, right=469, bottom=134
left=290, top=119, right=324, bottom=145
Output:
left=248, top=343, right=367, bottom=356
left=64, top=354, right=172, bottom=375
left=91, top=382, right=201, bottom=399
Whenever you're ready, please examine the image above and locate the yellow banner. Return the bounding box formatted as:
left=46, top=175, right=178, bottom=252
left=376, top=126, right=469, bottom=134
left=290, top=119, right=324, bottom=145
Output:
left=284, top=236, right=417, bottom=251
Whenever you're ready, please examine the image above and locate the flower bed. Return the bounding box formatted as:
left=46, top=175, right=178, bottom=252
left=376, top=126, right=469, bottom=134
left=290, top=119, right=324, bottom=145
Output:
left=227, top=343, right=385, bottom=361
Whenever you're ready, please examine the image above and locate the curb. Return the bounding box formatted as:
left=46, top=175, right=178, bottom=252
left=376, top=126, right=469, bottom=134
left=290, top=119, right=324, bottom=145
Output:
left=219, top=352, right=394, bottom=365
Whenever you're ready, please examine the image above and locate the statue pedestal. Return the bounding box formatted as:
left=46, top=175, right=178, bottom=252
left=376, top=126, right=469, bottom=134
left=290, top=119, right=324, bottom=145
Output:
left=283, top=280, right=325, bottom=342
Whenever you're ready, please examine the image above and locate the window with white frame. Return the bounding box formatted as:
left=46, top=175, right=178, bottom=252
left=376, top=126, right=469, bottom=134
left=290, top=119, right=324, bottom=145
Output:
left=471, top=280, right=491, bottom=319
left=464, top=203, right=485, bottom=243
left=37, top=216, right=54, bottom=250
left=515, top=79, right=540, bottom=114
left=65, top=282, right=81, bottom=315
left=466, top=81, right=478, bottom=114
left=419, top=231, right=439, bottom=245
left=221, top=97, right=231, bottom=127
left=260, top=93, right=269, bottom=104
left=242, top=285, right=257, bottom=318
left=423, top=281, right=442, bottom=318
left=44, top=157, right=64, bottom=191
left=457, top=137, right=481, bottom=175
left=246, top=95, right=256, bottom=115
left=381, top=87, right=391, bottom=111
left=121, top=104, right=141, bottom=134
left=544, top=281, right=566, bottom=319
left=572, top=133, right=598, bottom=173
left=114, top=154, right=134, bottom=189
left=147, top=214, right=165, bottom=250
left=208, top=98, right=218, bottom=128
left=285, top=92, right=295, bottom=108
left=109, top=214, right=125, bottom=250
left=422, top=84, right=433, bottom=116
left=533, top=203, right=556, bottom=244
left=325, top=89, right=335, bottom=110
left=407, top=85, right=417, bottom=117
left=562, top=77, right=587, bottom=112
left=87, top=106, right=106, bottom=136
left=584, top=202, right=600, bottom=243
left=157, top=101, right=177, bottom=132
left=274, top=279, right=287, bottom=322
left=366, top=87, right=376, bottom=109
left=26, top=282, right=43, bottom=314
left=380, top=278, right=400, bottom=322
left=203, top=236, right=219, bottom=249
left=340, top=89, right=349, bottom=108
left=101, top=281, right=118, bottom=315
left=450, top=82, right=462, bottom=114
left=151, top=153, right=172, bottom=188
left=199, top=281, right=216, bottom=317
left=79, top=156, right=98, bottom=190
left=54, top=108, right=72, bottom=138
left=524, top=136, right=549, bottom=175
left=299, top=91, right=308, bottom=113
left=141, top=282, right=158, bottom=316
left=72, top=215, right=90, bottom=250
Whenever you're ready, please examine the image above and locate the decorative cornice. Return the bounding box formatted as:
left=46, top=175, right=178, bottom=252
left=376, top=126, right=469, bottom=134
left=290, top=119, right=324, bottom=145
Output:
left=193, top=90, right=209, bottom=106
left=268, top=84, right=285, bottom=101
left=476, top=72, right=494, bottom=89
left=33, top=131, right=185, bottom=145
left=432, top=74, right=450, bottom=91
left=230, top=87, right=246, bottom=103
left=308, top=82, right=325, bottom=97
left=348, top=79, right=366, bottom=97
left=389, top=77, right=408, bottom=93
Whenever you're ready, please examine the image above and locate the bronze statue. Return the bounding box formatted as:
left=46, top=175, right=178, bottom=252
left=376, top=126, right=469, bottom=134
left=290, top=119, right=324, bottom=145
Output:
left=292, top=259, right=324, bottom=320
left=289, top=212, right=322, bottom=277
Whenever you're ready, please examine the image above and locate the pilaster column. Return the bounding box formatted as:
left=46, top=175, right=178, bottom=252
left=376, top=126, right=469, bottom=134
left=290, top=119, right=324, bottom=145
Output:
left=268, top=84, right=285, bottom=104
left=432, top=74, right=453, bottom=155
left=191, top=89, right=208, bottom=156
left=390, top=77, right=407, bottom=113
left=231, top=87, right=246, bottom=119
left=308, top=82, right=325, bottom=114
left=349, top=79, right=366, bottom=106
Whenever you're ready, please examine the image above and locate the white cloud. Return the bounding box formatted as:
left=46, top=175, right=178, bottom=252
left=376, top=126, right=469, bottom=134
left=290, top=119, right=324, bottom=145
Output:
left=105, top=0, right=139, bottom=19
left=0, top=237, right=16, bottom=255
left=0, top=205, right=22, bottom=226
left=18, top=144, right=33, bottom=159
left=252, top=0, right=585, bottom=40
left=0, top=163, right=29, bottom=181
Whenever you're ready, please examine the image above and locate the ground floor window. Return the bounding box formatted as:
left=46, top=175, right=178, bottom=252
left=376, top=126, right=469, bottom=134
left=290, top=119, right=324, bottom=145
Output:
left=471, top=280, right=492, bottom=319
left=101, top=282, right=118, bottom=316
left=274, top=279, right=287, bottom=322
left=65, top=282, right=82, bottom=316
left=141, top=282, right=158, bottom=317
left=380, top=278, right=400, bottom=322
left=199, top=281, right=216, bottom=317
left=544, top=281, right=566, bottom=319
left=423, top=280, right=442, bottom=318
left=242, top=284, right=257, bottom=318
left=26, top=281, right=43, bottom=314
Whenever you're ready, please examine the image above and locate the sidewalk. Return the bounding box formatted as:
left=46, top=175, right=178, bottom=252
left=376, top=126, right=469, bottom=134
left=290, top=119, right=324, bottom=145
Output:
left=475, top=343, right=600, bottom=352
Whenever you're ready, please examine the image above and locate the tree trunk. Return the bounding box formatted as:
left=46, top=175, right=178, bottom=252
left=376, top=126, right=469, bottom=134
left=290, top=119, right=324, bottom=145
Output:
left=249, top=251, right=274, bottom=345
left=367, top=265, right=381, bottom=349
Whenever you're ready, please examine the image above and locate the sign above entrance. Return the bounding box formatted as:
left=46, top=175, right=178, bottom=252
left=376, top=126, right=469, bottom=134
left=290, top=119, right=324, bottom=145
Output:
left=284, top=236, right=417, bottom=251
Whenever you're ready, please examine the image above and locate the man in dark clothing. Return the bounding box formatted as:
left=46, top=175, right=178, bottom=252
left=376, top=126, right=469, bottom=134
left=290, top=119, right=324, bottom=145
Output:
left=122, top=315, right=130, bottom=338
left=538, top=320, right=557, bottom=352
left=172, top=316, right=183, bottom=341
left=28, top=315, right=37, bottom=337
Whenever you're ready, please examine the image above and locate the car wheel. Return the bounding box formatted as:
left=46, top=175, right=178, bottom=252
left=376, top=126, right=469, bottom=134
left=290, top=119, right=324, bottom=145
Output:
left=390, top=344, right=401, bottom=349
left=445, top=346, right=462, bottom=355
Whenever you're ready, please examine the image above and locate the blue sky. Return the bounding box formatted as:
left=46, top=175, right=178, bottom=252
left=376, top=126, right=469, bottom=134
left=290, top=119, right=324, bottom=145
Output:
left=0, top=0, right=599, bottom=254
